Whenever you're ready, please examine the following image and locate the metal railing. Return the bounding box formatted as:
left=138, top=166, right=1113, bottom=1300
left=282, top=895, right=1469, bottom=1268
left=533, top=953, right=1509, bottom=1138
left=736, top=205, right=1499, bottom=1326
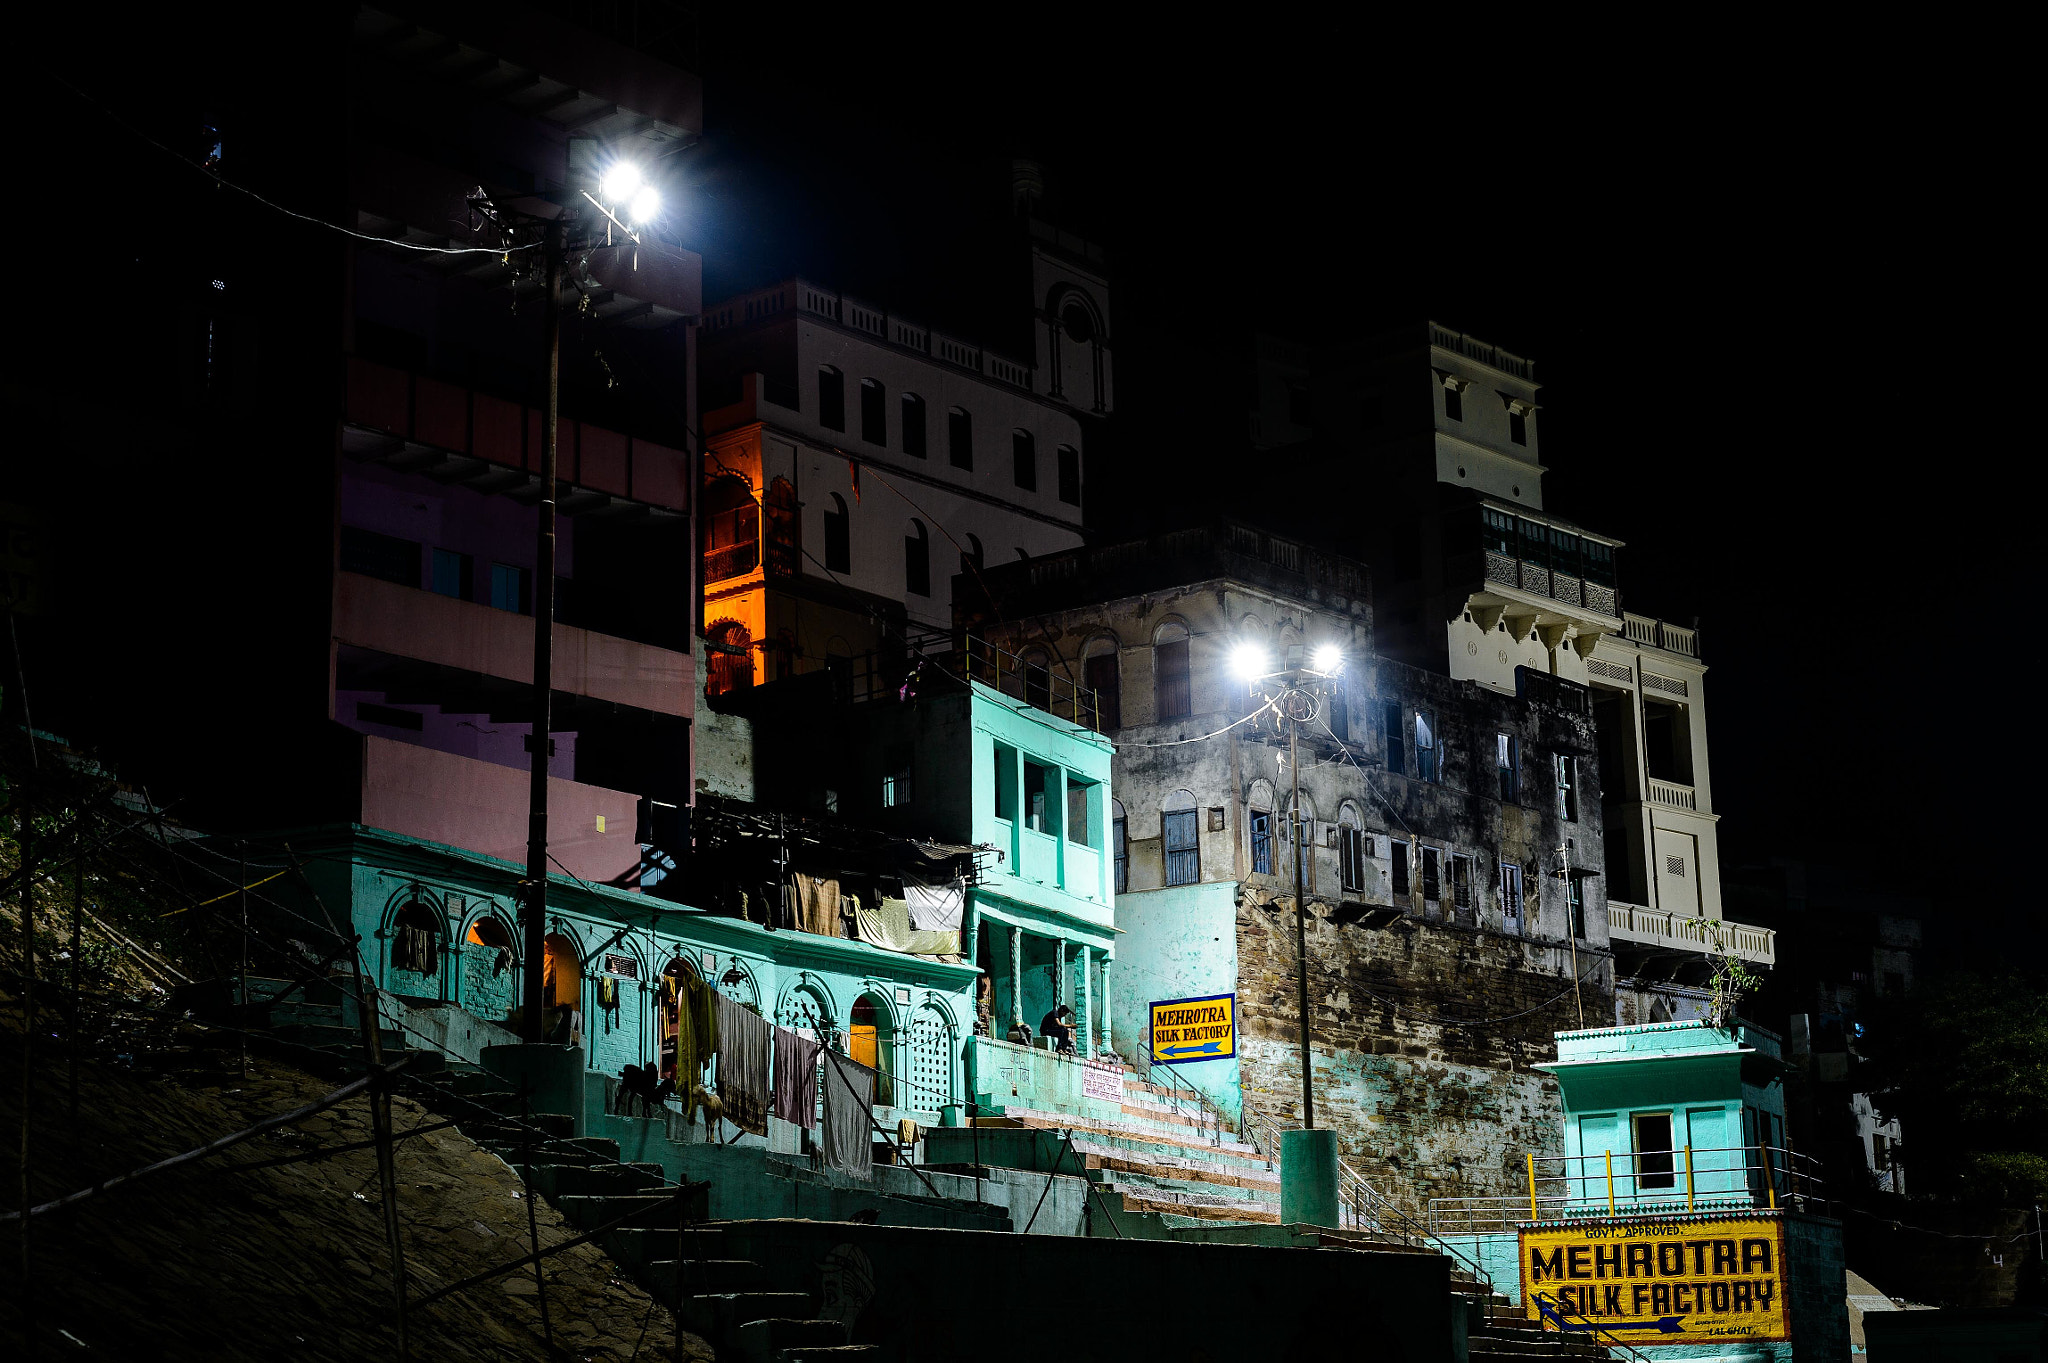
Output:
left=1427, top=1143, right=1826, bottom=1234
left=1140, top=1039, right=1228, bottom=1148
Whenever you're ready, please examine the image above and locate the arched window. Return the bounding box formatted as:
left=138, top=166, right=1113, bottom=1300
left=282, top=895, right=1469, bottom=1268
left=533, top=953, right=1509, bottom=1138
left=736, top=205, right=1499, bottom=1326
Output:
left=818, top=364, right=845, bottom=431
left=658, top=955, right=699, bottom=1081
left=901, top=393, right=927, bottom=458
left=1111, top=799, right=1129, bottom=893
left=461, top=914, right=515, bottom=1021
left=1082, top=636, right=1120, bottom=731
left=907, top=1003, right=955, bottom=1112
left=1021, top=647, right=1052, bottom=712
left=1056, top=445, right=1080, bottom=506
left=1247, top=780, right=1275, bottom=876
left=904, top=519, right=930, bottom=597
left=392, top=900, right=441, bottom=979
left=701, top=476, right=759, bottom=582
left=765, top=477, right=799, bottom=576
left=948, top=407, right=973, bottom=470
left=961, top=533, right=984, bottom=577
left=823, top=493, right=851, bottom=574
left=860, top=378, right=886, bottom=444
left=1012, top=429, right=1037, bottom=491
left=542, top=932, right=582, bottom=1042
left=776, top=981, right=834, bottom=1033
left=1154, top=621, right=1192, bottom=721
left=1163, top=790, right=1199, bottom=886
left=1338, top=802, right=1367, bottom=892
left=707, top=620, right=754, bottom=696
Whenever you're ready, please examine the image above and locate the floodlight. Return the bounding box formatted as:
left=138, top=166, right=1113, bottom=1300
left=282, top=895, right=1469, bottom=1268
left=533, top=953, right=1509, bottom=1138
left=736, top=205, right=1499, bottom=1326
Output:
left=1229, top=643, right=1270, bottom=682
left=1312, top=643, right=1344, bottom=675
left=627, top=186, right=663, bottom=224
left=600, top=163, right=643, bottom=203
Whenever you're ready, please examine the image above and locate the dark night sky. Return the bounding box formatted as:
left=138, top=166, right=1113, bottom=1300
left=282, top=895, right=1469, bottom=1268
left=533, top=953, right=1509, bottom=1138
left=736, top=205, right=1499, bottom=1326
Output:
left=679, top=14, right=2023, bottom=911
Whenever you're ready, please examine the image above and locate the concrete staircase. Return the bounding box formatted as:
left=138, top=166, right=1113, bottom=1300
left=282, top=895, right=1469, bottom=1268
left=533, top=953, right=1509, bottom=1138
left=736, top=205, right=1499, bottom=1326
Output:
left=227, top=975, right=878, bottom=1362
left=987, top=1066, right=1284, bottom=1226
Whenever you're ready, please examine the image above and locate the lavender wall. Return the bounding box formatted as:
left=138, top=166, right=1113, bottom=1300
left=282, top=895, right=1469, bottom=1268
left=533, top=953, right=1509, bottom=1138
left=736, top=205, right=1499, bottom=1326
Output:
left=341, top=462, right=574, bottom=590
left=337, top=688, right=576, bottom=781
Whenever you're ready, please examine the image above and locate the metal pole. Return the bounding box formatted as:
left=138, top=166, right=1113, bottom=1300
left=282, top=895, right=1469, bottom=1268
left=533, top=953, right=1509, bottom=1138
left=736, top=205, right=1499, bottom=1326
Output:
left=17, top=810, right=35, bottom=1361
left=522, top=214, right=565, bottom=1043
left=238, top=842, right=249, bottom=1078
left=521, top=1096, right=553, bottom=1351
left=1605, top=1149, right=1615, bottom=1216
left=1527, top=1151, right=1539, bottom=1221
left=1290, top=701, right=1313, bottom=1130
left=1685, top=1145, right=1695, bottom=1212
left=68, top=850, right=81, bottom=1123
left=1562, top=842, right=1584, bottom=1028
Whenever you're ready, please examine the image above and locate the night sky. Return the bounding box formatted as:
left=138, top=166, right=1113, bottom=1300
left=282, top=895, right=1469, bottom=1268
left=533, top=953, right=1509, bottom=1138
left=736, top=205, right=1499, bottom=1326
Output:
left=680, top=14, right=2021, bottom=922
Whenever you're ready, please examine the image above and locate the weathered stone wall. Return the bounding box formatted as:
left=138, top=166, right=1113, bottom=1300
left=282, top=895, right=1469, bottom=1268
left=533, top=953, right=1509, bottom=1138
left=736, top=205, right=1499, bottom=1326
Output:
left=1237, top=892, right=1610, bottom=1214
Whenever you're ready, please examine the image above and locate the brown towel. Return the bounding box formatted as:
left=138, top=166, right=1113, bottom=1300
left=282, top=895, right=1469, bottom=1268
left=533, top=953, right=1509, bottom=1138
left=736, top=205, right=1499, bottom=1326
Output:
left=773, top=1025, right=821, bottom=1127
left=716, top=991, right=773, bottom=1136
left=792, top=873, right=842, bottom=937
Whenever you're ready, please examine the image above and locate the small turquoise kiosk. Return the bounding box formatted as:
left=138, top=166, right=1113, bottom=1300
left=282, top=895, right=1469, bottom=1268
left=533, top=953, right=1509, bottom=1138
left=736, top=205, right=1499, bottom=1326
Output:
left=1433, top=1020, right=1848, bottom=1362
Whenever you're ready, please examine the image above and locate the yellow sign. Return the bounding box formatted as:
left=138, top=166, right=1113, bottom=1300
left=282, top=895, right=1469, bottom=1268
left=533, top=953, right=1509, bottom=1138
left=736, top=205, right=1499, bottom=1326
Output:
left=1520, top=1215, right=1790, bottom=1346
left=1149, top=993, right=1235, bottom=1065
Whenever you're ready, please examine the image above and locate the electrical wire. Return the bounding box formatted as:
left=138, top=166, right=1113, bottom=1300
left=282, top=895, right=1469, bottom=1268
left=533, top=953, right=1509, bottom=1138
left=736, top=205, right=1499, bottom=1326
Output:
left=47, top=71, right=538, bottom=258
left=1115, top=699, right=1280, bottom=749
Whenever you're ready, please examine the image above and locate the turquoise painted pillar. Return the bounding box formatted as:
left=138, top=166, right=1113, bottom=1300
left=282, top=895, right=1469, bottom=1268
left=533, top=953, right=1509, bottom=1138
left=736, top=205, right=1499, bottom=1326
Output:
left=1099, top=957, right=1112, bottom=1053
left=1009, top=924, right=1023, bottom=1029
left=1079, top=945, right=1094, bottom=1059
left=1281, top=1129, right=1341, bottom=1228
left=1055, top=939, right=1069, bottom=1010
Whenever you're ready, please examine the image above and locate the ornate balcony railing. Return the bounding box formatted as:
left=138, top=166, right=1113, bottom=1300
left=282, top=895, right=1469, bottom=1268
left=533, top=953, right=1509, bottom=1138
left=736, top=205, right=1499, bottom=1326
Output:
left=1606, top=902, right=1774, bottom=966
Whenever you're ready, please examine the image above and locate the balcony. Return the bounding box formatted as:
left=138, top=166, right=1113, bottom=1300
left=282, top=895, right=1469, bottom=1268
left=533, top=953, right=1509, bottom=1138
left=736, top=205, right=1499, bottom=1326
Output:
left=1646, top=778, right=1698, bottom=811
left=1621, top=612, right=1701, bottom=659
left=1605, top=902, right=1775, bottom=966
left=335, top=572, right=693, bottom=719
left=702, top=278, right=1036, bottom=392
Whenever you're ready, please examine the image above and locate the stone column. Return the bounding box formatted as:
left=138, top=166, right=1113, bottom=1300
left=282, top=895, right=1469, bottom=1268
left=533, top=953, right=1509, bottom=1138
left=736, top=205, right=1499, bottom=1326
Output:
left=1009, top=924, right=1024, bottom=1030
left=1079, top=945, right=1094, bottom=1059
left=1099, top=957, right=1113, bottom=1053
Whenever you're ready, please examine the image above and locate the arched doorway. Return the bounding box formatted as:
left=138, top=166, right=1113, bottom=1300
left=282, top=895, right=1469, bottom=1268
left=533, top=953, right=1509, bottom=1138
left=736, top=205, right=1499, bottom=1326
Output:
left=707, top=619, right=754, bottom=697
left=907, top=1003, right=955, bottom=1115
left=850, top=994, right=894, bottom=1106
left=390, top=900, right=442, bottom=989
left=542, top=933, right=582, bottom=1045
left=658, top=956, right=695, bottom=1084
left=461, top=915, right=516, bottom=1022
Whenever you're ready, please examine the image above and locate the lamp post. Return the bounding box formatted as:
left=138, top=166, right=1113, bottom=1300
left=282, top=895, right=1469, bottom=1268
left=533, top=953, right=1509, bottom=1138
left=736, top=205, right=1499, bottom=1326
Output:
left=472, top=163, right=664, bottom=1042
left=1231, top=640, right=1344, bottom=1128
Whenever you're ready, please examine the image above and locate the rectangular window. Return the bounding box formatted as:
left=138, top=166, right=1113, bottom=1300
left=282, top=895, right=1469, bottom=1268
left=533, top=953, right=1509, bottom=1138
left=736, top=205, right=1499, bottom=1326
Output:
left=1155, top=639, right=1192, bottom=720
left=1340, top=826, right=1367, bottom=892
left=1500, top=862, right=1523, bottom=931
left=1496, top=733, right=1519, bottom=803
left=1067, top=781, right=1096, bottom=847
left=823, top=503, right=850, bottom=573
left=430, top=547, right=473, bottom=601
left=1012, top=430, right=1037, bottom=491
left=1113, top=812, right=1128, bottom=893
left=1421, top=847, right=1442, bottom=906
left=1391, top=841, right=1410, bottom=898
left=992, top=744, right=1017, bottom=823
left=489, top=563, right=531, bottom=614
left=1452, top=853, right=1475, bottom=919
left=1327, top=678, right=1350, bottom=741
left=818, top=368, right=845, bottom=431
left=1023, top=761, right=1059, bottom=836
left=1555, top=754, right=1578, bottom=822
left=882, top=767, right=911, bottom=808
left=341, top=525, right=421, bottom=588
left=1382, top=703, right=1405, bottom=776
left=1083, top=651, right=1121, bottom=731
left=1250, top=810, right=1273, bottom=875
left=1415, top=710, right=1438, bottom=783
left=1509, top=409, right=1528, bottom=445
left=948, top=408, right=972, bottom=469
left=860, top=378, right=886, bottom=445
left=1634, top=1112, right=1676, bottom=1190
left=1569, top=873, right=1586, bottom=939
left=1056, top=445, right=1080, bottom=505
left=901, top=394, right=927, bottom=458
left=1163, top=808, right=1200, bottom=886
left=1443, top=384, right=1462, bottom=422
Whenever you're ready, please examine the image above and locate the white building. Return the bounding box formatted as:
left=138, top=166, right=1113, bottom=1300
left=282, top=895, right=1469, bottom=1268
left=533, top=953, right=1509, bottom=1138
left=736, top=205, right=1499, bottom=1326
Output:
left=1262, top=322, right=1774, bottom=1022
left=697, top=257, right=1107, bottom=691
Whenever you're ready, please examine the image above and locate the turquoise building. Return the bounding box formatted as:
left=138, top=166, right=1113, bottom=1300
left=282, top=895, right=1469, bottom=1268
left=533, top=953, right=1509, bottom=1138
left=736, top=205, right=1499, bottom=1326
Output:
left=291, top=822, right=980, bottom=1132
left=1431, top=1019, right=1848, bottom=1363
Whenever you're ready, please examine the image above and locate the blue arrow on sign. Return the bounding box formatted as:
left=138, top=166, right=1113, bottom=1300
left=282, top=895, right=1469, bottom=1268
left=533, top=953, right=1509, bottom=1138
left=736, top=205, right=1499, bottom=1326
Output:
left=1535, top=1297, right=1684, bottom=1335
left=1158, top=1041, right=1226, bottom=1059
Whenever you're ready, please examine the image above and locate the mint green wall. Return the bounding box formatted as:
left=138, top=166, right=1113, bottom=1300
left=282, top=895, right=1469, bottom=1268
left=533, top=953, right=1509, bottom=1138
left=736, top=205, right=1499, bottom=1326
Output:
left=294, top=824, right=979, bottom=1119
left=1106, top=881, right=1242, bottom=1122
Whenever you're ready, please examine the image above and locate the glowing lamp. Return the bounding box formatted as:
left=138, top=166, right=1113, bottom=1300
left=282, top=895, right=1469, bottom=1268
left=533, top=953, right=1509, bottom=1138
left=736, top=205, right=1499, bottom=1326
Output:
left=1229, top=643, right=1270, bottom=682
left=599, top=163, right=643, bottom=203
left=1312, top=643, right=1344, bottom=675
left=627, top=186, right=663, bottom=224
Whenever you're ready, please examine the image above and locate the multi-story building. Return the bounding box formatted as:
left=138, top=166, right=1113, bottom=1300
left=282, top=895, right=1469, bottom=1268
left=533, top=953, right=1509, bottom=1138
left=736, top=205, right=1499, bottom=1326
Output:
left=694, top=224, right=1110, bottom=693
left=1251, top=323, right=1774, bottom=1025
left=961, top=522, right=1610, bottom=1212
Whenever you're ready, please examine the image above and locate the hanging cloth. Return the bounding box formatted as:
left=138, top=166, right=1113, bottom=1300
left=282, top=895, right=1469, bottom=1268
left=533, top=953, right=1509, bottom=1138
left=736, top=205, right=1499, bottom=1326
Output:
left=902, top=881, right=964, bottom=931
left=716, top=991, right=773, bottom=1136
left=674, top=973, right=720, bottom=1085
left=856, top=898, right=963, bottom=957
left=821, top=1049, right=876, bottom=1181
left=791, top=873, right=842, bottom=937
left=773, top=1025, right=822, bottom=1127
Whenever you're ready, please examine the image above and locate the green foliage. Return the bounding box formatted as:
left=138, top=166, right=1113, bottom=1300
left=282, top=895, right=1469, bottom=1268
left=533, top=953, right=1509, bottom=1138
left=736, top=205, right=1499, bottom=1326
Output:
left=1706, top=950, right=1764, bottom=1029
left=1858, top=970, right=2048, bottom=1205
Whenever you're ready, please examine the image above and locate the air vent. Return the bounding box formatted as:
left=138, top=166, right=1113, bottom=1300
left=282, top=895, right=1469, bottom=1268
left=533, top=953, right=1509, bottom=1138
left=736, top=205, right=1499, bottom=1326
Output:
left=1665, top=856, right=1687, bottom=878
left=1586, top=659, right=1633, bottom=683
left=1642, top=673, right=1689, bottom=698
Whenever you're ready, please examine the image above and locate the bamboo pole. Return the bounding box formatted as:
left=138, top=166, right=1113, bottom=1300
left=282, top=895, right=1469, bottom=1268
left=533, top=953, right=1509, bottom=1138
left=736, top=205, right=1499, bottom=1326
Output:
left=1684, top=1145, right=1695, bottom=1212
left=1527, top=1152, right=1539, bottom=1221
left=1605, top=1149, right=1615, bottom=1216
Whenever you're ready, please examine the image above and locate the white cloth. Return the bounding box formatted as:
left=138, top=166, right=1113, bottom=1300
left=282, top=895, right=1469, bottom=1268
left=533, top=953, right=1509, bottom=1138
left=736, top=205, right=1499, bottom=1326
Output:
left=903, top=881, right=964, bottom=931
left=821, top=1049, right=876, bottom=1181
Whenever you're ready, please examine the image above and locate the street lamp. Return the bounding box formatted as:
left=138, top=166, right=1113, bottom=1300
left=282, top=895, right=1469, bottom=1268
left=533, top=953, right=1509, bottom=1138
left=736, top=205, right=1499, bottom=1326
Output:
left=470, top=162, right=664, bottom=1042
left=1238, top=641, right=1343, bottom=1130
